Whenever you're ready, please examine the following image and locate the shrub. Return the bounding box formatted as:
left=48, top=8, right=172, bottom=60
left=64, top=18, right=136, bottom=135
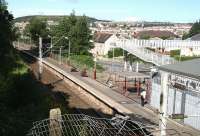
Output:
left=174, top=55, right=200, bottom=61
left=108, top=48, right=123, bottom=58
left=70, top=55, right=104, bottom=72
left=170, top=50, right=180, bottom=57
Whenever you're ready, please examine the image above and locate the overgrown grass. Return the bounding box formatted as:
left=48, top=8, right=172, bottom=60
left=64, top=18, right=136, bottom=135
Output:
left=0, top=55, right=70, bottom=136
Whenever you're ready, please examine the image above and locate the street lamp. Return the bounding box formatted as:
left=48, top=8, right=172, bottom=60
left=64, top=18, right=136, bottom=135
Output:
left=94, top=54, right=97, bottom=80
left=110, top=42, right=116, bottom=73
left=89, top=40, right=97, bottom=80
left=64, top=37, right=71, bottom=60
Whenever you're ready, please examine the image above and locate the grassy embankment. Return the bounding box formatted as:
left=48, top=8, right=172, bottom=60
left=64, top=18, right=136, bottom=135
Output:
left=0, top=53, right=70, bottom=136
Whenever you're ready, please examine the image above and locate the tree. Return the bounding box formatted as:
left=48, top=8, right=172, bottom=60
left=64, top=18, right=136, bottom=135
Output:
left=51, top=11, right=93, bottom=55
left=182, top=20, right=200, bottom=39
left=72, top=15, right=93, bottom=55
left=0, top=0, right=14, bottom=55
left=188, top=20, right=200, bottom=37
left=24, top=17, right=48, bottom=45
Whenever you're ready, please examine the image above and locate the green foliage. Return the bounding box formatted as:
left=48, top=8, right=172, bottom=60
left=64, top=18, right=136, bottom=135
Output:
left=0, top=2, right=69, bottom=135
left=70, top=55, right=104, bottom=72
left=124, top=51, right=144, bottom=65
left=183, top=20, right=200, bottom=39
left=174, top=55, right=200, bottom=61
left=160, top=36, right=171, bottom=40
left=170, top=49, right=180, bottom=57
left=146, top=47, right=155, bottom=52
left=24, top=17, right=48, bottom=45
left=182, top=32, right=189, bottom=40
left=51, top=11, right=93, bottom=55
left=0, top=0, right=14, bottom=58
left=14, top=15, right=101, bottom=24
left=108, top=48, right=124, bottom=58
left=0, top=60, right=70, bottom=136
left=188, top=20, right=200, bottom=37
left=140, top=34, right=150, bottom=39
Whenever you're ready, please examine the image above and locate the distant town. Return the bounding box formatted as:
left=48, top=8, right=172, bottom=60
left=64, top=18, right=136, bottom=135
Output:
left=15, top=15, right=192, bottom=39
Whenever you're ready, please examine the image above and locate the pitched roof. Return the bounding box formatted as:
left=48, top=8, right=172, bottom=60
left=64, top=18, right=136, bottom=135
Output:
left=94, top=33, right=113, bottom=43
left=159, top=59, right=200, bottom=80
left=190, top=33, right=200, bottom=41
left=136, top=30, right=177, bottom=39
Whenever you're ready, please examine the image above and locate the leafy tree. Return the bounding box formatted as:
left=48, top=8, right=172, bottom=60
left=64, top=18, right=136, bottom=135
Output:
left=182, top=20, right=200, bottom=39
left=0, top=0, right=13, bottom=56
left=188, top=20, right=200, bottom=37
left=72, top=15, right=93, bottom=55
left=24, top=17, right=48, bottom=45
left=51, top=11, right=93, bottom=55
left=0, top=0, right=16, bottom=75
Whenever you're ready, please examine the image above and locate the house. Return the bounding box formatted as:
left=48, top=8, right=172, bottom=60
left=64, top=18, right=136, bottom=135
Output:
left=91, top=33, right=119, bottom=56
left=150, top=59, right=200, bottom=130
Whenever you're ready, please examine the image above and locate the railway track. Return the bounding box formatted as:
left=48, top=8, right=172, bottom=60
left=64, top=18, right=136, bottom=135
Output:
left=20, top=51, right=104, bottom=119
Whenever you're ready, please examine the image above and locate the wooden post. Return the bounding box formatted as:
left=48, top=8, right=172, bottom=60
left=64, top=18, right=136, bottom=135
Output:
left=49, top=108, right=62, bottom=136
left=124, top=76, right=127, bottom=95
left=135, top=78, right=137, bottom=89
left=137, top=79, right=141, bottom=96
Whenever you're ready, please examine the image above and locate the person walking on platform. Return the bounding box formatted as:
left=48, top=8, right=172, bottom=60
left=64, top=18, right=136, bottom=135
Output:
left=141, top=90, right=146, bottom=107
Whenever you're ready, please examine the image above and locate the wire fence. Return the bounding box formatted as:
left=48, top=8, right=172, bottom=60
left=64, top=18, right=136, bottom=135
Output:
left=27, top=114, right=155, bottom=136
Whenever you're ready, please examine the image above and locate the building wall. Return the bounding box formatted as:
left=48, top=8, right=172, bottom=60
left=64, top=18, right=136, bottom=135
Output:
left=90, top=43, right=105, bottom=55
left=104, top=35, right=119, bottom=55
left=91, top=35, right=119, bottom=56
left=150, top=72, right=200, bottom=130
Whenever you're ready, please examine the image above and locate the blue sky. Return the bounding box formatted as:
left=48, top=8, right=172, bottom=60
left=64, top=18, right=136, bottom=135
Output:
left=7, top=0, right=200, bottom=23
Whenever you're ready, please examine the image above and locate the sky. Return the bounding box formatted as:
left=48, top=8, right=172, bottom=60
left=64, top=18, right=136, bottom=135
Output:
left=6, top=0, right=200, bottom=23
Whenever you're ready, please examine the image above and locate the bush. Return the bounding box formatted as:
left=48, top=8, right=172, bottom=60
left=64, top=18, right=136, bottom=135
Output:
left=146, top=47, right=155, bottom=52
left=174, top=55, right=200, bottom=61
left=170, top=50, right=180, bottom=57
left=70, top=55, right=104, bottom=72
left=108, top=48, right=123, bottom=58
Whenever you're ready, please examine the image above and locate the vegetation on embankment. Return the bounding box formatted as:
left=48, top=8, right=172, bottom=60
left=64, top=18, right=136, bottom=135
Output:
left=0, top=53, right=71, bottom=136
left=69, top=55, right=104, bottom=72
left=0, top=1, right=70, bottom=135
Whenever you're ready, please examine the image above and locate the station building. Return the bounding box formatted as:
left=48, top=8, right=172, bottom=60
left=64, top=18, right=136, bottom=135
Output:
left=150, top=59, right=200, bottom=130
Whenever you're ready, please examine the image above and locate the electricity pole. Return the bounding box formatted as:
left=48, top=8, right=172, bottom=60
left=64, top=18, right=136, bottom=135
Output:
left=39, top=37, right=43, bottom=80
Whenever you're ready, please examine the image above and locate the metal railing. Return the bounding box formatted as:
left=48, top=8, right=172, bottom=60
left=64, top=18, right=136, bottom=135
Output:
left=115, top=40, right=177, bottom=66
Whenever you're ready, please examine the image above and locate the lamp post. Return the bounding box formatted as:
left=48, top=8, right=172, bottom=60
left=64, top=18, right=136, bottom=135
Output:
left=94, top=55, right=97, bottom=80
left=62, top=36, right=71, bottom=60
left=89, top=40, right=96, bottom=80
left=38, top=36, right=43, bottom=80
left=110, top=42, right=116, bottom=73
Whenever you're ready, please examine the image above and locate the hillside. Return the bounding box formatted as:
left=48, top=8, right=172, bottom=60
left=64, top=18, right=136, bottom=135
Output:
left=14, top=15, right=108, bottom=23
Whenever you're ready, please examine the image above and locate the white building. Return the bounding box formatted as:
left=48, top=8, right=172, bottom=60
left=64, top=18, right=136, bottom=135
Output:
left=91, top=33, right=119, bottom=56
left=150, top=59, right=200, bottom=130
